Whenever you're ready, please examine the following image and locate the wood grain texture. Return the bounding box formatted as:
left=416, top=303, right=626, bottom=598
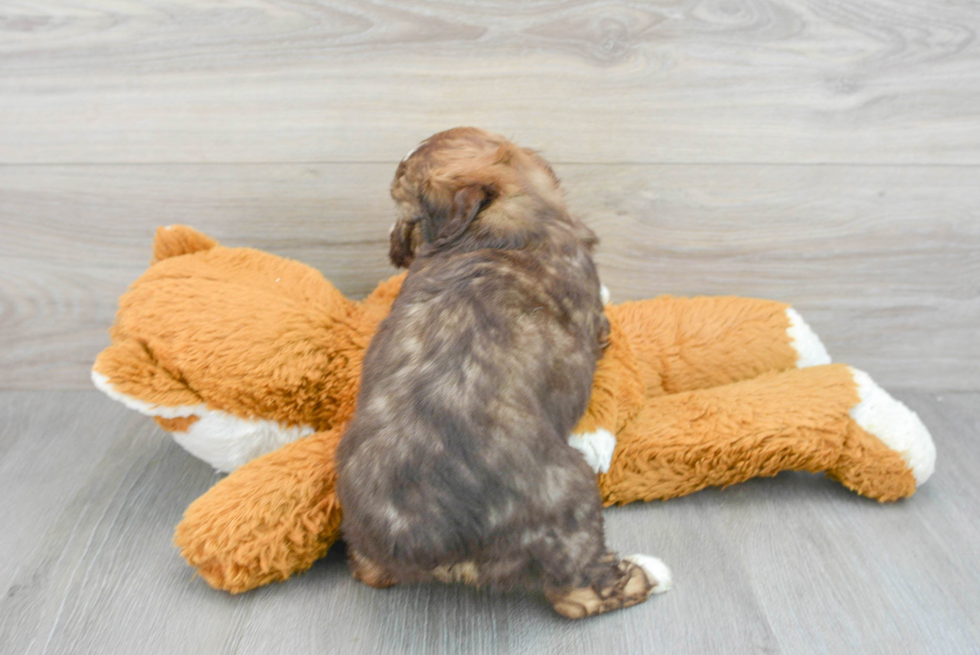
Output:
left=1, top=0, right=979, bottom=164
left=1, top=390, right=978, bottom=654
left=2, top=163, right=977, bottom=390
left=0, top=392, right=249, bottom=655
left=2, top=1, right=978, bottom=651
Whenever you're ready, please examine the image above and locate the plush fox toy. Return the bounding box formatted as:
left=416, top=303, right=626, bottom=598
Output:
left=92, top=226, right=935, bottom=594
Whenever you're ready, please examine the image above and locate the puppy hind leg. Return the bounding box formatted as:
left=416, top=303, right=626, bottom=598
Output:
left=529, top=461, right=672, bottom=618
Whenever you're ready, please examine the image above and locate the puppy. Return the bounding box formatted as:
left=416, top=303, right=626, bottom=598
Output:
left=336, top=128, right=670, bottom=619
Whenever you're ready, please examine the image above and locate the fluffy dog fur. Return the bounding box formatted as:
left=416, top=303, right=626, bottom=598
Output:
left=336, top=128, right=658, bottom=618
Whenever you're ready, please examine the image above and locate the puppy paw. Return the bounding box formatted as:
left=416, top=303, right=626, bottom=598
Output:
left=349, top=550, right=399, bottom=589
left=546, top=554, right=667, bottom=619
left=624, top=554, right=673, bottom=594
left=568, top=428, right=617, bottom=473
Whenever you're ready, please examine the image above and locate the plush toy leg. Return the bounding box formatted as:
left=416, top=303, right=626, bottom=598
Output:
left=573, top=297, right=831, bottom=453
left=174, top=428, right=343, bottom=594
left=608, top=296, right=830, bottom=395
left=598, top=364, right=934, bottom=504
left=828, top=368, right=935, bottom=499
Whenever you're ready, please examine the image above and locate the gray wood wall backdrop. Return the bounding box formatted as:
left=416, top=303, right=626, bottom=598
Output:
left=1, top=0, right=978, bottom=391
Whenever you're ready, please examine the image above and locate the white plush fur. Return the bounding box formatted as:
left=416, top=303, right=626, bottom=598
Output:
left=172, top=412, right=315, bottom=473
left=848, top=367, right=936, bottom=485
left=568, top=428, right=617, bottom=473
left=785, top=308, right=832, bottom=368
left=624, top=554, right=673, bottom=594
left=91, top=371, right=207, bottom=418
left=92, top=370, right=314, bottom=472
left=600, top=284, right=611, bottom=305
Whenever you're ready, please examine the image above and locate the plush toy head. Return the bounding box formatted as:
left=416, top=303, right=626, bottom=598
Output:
left=92, top=225, right=400, bottom=471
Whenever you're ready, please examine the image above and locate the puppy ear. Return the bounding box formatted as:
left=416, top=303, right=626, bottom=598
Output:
left=389, top=220, right=417, bottom=268
left=430, top=185, right=490, bottom=249
left=388, top=186, right=491, bottom=268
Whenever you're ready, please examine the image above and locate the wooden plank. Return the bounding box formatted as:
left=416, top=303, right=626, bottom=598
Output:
left=2, top=163, right=977, bottom=391
left=1, top=0, right=979, bottom=164
left=0, top=391, right=255, bottom=655
left=228, top=502, right=779, bottom=655
left=0, top=391, right=136, bottom=593
left=729, top=390, right=980, bottom=654
left=2, top=390, right=977, bottom=654
left=570, top=165, right=980, bottom=392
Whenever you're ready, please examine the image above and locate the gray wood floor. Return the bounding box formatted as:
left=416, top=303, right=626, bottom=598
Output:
left=2, top=0, right=979, bottom=653
left=0, top=390, right=978, bottom=655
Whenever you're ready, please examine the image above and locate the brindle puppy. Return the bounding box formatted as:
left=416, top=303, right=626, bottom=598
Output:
left=336, top=128, right=670, bottom=619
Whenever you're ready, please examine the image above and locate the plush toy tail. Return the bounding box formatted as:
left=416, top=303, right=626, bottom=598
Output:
left=152, top=225, right=218, bottom=264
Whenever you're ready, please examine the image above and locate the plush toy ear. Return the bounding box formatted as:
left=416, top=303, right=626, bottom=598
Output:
left=152, top=225, right=218, bottom=264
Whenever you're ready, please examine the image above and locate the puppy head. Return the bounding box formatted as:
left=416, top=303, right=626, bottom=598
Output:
left=389, top=127, right=564, bottom=268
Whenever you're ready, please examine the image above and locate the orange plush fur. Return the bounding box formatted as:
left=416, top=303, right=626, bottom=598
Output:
left=92, top=226, right=935, bottom=594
